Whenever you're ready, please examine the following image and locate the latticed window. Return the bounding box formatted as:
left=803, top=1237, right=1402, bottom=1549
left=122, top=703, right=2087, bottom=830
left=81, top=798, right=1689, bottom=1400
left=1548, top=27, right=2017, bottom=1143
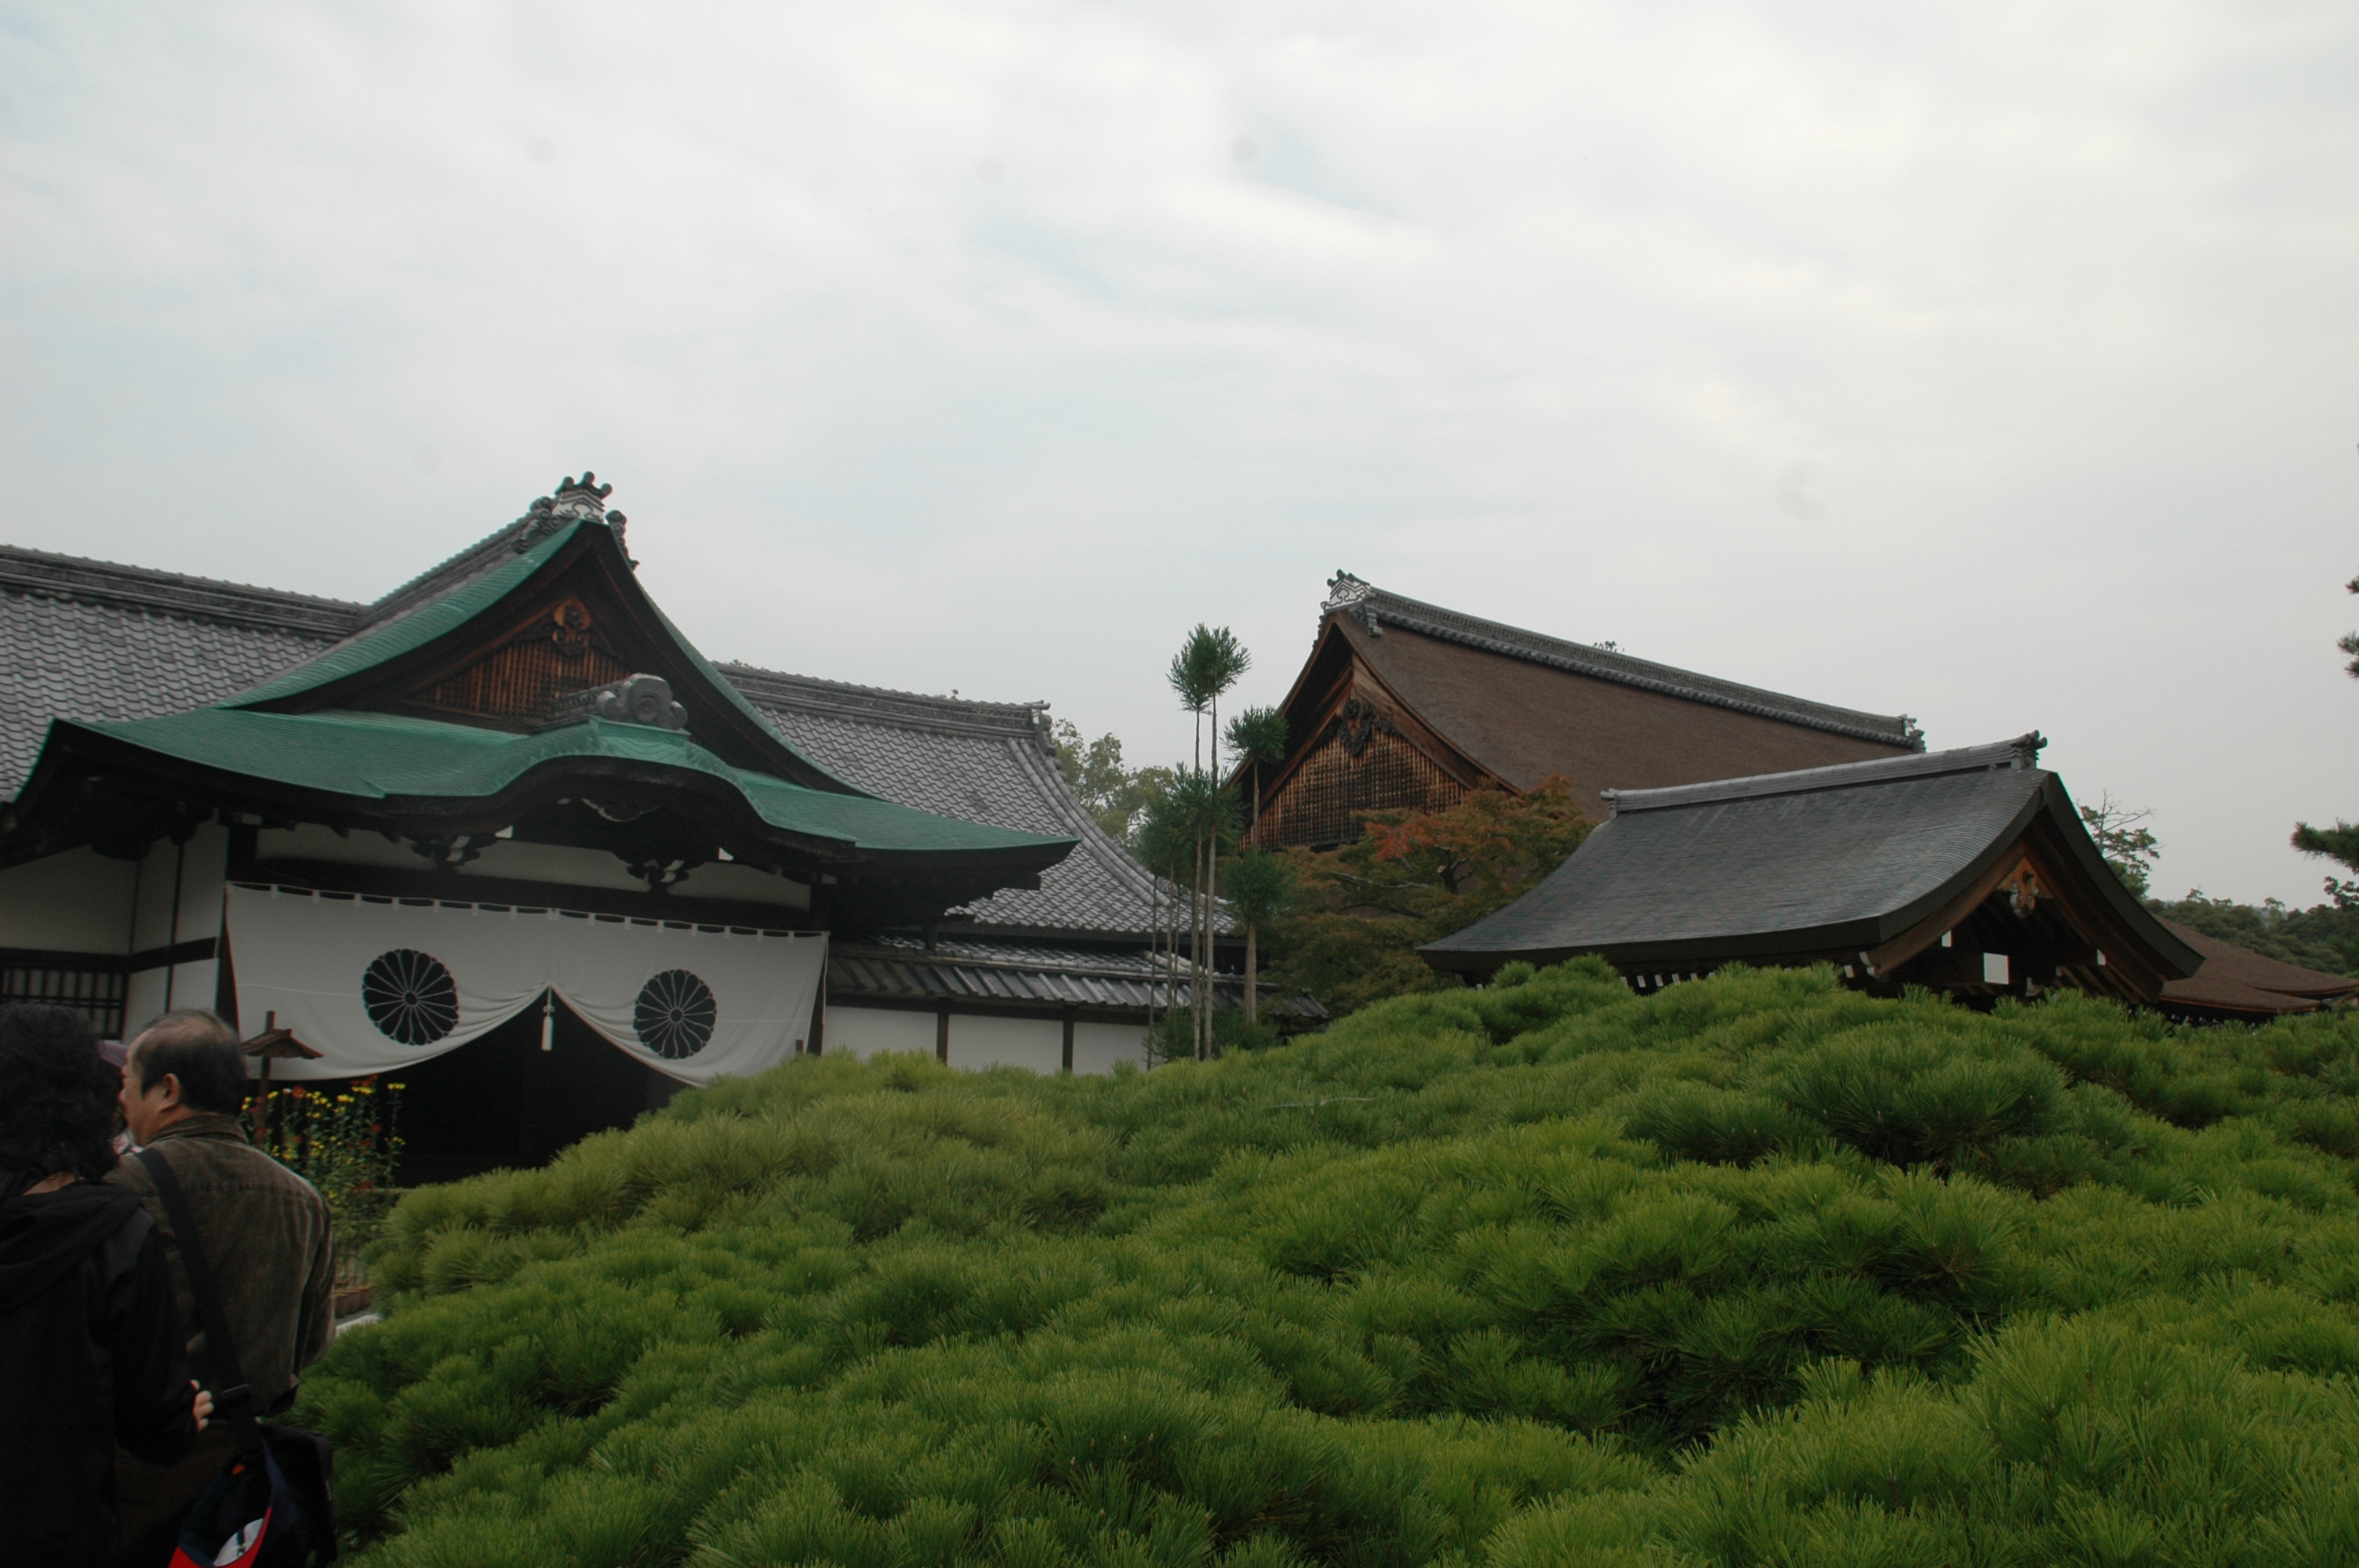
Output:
left=1259, top=728, right=1467, bottom=848
left=2, top=964, right=128, bottom=1040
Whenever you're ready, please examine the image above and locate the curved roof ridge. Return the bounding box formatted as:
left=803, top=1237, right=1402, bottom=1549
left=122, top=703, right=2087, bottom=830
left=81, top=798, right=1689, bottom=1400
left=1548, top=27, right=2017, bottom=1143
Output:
left=359, top=510, right=565, bottom=626
left=1605, top=734, right=2044, bottom=815
left=1325, top=571, right=1923, bottom=750
left=721, top=662, right=1052, bottom=743
left=0, top=543, right=363, bottom=637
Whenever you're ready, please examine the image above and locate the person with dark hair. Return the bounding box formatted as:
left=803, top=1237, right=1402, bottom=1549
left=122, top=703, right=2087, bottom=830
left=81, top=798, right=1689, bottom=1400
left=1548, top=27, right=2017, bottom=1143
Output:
left=0, top=1002, right=213, bottom=1565
left=108, top=1009, right=336, bottom=1568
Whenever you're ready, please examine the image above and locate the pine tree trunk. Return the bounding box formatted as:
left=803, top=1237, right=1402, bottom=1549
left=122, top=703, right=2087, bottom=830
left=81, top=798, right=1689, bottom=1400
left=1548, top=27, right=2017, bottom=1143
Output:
left=1204, top=699, right=1219, bottom=1060
left=1193, top=836, right=1209, bottom=1061
left=1245, top=920, right=1258, bottom=1026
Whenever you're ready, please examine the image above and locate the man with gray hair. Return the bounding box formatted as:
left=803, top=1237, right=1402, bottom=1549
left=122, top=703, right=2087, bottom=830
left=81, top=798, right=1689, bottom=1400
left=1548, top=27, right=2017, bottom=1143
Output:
left=107, top=1009, right=336, bottom=1567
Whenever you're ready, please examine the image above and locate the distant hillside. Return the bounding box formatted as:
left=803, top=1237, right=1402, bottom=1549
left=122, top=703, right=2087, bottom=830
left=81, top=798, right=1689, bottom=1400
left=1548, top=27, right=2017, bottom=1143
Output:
left=313, top=963, right=2359, bottom=1566
left=2150, top=891, right=2359, bottom=978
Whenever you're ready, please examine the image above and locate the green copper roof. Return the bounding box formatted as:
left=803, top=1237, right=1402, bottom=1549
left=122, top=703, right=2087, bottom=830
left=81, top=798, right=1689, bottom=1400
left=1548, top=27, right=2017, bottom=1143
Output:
left=219, top=519, right=859, bottom=795
left=75, top=708, right=1069, bottom=856
left=227, top=523, right=582, bottom=707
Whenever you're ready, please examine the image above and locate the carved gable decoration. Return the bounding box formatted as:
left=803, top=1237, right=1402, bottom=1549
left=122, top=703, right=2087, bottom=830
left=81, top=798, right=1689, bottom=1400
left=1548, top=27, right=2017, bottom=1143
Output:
left=1259, top=693, right=1468, bottom=848
left=411, top=596, right=634, bottom=724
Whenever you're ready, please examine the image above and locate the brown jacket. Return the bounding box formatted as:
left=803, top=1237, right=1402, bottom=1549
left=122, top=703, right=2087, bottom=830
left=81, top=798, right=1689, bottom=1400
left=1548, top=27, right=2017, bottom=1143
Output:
left=107, top=1114, right=335, bottom=1414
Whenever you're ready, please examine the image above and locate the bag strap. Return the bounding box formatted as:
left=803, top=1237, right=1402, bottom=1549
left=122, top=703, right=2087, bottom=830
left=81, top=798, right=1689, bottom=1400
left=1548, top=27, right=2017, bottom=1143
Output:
left=136, top=1145, right=261, bottom=1439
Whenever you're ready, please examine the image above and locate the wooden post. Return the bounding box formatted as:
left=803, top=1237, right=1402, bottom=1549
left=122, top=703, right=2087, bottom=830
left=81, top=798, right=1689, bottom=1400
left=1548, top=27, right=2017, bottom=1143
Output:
left=936, top=1008, right=950, bottom=1064
left=242, top=1010, right=323, bottom=1142
left=1061, top=1011, right=1075, bottom=1074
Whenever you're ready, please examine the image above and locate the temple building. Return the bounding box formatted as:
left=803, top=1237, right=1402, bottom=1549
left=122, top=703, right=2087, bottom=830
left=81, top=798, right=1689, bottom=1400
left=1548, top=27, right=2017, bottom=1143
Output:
left=0, top=476, right=1272, bottom=1175
left=1238, top=572, right=1925, bottom=848
left=1423, top=735, right=2355, bottom=1019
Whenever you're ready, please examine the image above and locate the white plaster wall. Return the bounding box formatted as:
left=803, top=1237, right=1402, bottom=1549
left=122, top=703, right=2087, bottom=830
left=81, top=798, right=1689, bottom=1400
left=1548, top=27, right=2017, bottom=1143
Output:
left=809, top=1007, right=1142, bottom=1076
left=824, top=1005, right=936, bottom=1061
left=948, top=1014, right=1063, bottom=1075
left=0, top=848, right=137, bottom=952
left=122, top=971, right=160, bottom=1039
left=114, top=826, right=231, bottom=1033
left=1071, top=1021, right=1148, bottom=1076
left=129, top=838, right=180, bottom=953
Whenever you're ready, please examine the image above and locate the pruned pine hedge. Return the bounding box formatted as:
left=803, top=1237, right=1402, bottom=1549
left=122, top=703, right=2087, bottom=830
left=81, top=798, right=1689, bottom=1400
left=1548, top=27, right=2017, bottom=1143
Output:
left=307, top=960, right=2359, bottom=1566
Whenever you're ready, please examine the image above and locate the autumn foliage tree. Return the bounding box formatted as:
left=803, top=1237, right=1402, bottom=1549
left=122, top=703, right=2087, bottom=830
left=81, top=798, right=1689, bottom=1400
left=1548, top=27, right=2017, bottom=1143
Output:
left=1269, top=778, right=1593, bottom=1015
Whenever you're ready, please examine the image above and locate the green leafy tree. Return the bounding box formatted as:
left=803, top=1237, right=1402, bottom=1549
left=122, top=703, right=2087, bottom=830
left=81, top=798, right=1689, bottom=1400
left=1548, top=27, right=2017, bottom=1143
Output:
left=2292, top=559, right=2359, bottom=915
left=2292, top=821, right=2359, bottom=912
left=1271, top=779, right=1593, bottom=1015
left=1051, top=720, right=1169, bottom=842
left=1162, top=765, right=1241, bottom=1060
left=2079, top=792, right=2161, bottom=898
left=2339, top=566, right=2359, bottom=677
left=1220, top=848, right=1295, bottom=1025
left=1168, top=627, right=1250, bottom=1059
left=2147, top=890, right=2359, bottom=976
left=1134, top=782, right=1194, bottom=1031
left=1224, top=706, right=1289, bottom=846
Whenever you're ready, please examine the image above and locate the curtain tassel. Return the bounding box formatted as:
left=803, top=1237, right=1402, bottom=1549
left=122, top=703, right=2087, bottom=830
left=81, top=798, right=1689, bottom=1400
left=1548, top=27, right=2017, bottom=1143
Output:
left=540, top=993, right=554, bottom=1052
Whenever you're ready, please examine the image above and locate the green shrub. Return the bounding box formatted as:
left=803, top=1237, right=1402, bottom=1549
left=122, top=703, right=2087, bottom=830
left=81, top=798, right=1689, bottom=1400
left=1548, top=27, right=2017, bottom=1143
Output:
left=304, top=960, right=2359, bottom=1565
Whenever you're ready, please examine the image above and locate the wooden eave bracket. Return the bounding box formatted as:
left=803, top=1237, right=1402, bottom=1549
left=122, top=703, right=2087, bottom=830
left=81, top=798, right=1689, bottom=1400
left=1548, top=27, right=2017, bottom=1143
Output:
left=1861, top=845, right=2034, bottom=978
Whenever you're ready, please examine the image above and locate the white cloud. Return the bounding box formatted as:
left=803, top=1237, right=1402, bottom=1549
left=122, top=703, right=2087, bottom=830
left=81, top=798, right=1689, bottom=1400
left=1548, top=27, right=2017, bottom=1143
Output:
left=2, top=0, right=2355, bottom=901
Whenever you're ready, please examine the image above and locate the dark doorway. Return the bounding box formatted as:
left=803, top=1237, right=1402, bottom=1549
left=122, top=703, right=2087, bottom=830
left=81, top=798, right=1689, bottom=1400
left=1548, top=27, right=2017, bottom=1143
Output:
left=391, top=996, right=677, bottom=1185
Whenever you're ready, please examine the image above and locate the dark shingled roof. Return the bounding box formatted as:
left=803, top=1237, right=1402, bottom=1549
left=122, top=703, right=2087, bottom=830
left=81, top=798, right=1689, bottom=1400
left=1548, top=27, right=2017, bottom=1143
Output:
left=1423, top=735, right=2200, bottom=980
left=2159, top=921, right=2359, bottom=1018
left=1325, top=572, right=1922, bottom=750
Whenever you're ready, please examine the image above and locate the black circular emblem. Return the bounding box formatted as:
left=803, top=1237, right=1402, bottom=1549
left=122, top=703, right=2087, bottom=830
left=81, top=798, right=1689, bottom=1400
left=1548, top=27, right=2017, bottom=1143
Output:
left=361, top=949, right=459, bottom=1046
left=634, top=969, right=716, bottom=1060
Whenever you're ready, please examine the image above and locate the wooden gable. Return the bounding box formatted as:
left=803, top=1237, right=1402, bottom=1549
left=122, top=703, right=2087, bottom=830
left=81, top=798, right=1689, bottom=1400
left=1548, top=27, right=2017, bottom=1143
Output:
left=406, top=596, right=634, bottom=726
left=239, top=519, right=847, bottom=789
left=1250, top=622, right=1490, bottom=848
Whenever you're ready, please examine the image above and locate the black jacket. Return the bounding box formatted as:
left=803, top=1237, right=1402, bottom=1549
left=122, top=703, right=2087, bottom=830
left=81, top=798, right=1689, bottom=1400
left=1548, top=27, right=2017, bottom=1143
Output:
left=0, top=1181, right=200, bottom=1566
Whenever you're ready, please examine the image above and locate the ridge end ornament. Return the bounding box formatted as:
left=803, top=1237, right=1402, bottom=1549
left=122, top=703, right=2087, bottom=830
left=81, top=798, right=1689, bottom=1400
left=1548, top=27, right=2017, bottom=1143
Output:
left=513, top=470, right=618, bottom=552
left=548, top=673, right=688, bottom=731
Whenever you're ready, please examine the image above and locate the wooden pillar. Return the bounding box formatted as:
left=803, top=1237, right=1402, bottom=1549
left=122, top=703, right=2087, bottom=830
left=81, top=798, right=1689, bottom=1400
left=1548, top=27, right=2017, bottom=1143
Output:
left=806, top=968, right=827, bottom=1057
left=1060, top=1010, right=1075, bottom=1074
left=936, top=1008, right=950, bottom=1064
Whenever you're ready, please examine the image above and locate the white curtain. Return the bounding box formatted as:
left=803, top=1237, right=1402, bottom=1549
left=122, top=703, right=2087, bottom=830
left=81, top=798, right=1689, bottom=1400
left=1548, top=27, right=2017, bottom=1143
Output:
left=226, top=884, right=826, bottom=1085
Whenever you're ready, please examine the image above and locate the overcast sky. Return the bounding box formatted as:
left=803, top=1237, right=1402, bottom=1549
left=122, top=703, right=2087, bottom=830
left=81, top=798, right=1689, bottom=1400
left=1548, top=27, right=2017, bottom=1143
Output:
left=4, top=2, right=2355, bottom=903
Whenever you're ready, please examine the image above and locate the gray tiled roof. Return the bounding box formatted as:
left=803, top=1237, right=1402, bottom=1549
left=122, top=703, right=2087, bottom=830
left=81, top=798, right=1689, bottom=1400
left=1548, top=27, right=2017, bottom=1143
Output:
left=0, top=528, right=1166, bottom=945
left=832, top=935, right=1323, bottom=1017
left=1324, top=572, right=1924, bottom=749
left=722, top=665, right=1164, bottom=938
left=1426, top=736, right=2054, bottom=964
left=0, top=546, right=355, bottom=797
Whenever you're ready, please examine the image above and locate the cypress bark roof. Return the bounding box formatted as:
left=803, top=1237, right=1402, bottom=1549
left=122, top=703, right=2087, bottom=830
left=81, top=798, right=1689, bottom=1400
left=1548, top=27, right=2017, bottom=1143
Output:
left=1324, top=573, right=1922, bottom=752
left=2157, top=920, right=2359, bottom=1018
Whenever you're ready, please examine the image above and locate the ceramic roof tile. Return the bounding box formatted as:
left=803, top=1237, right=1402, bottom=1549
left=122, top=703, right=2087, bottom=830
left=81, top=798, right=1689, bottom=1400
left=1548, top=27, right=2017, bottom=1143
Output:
left=726, top=666, right=1165, bottom=938
left=0, top=538, right=1161, bottom=939
left=0, top=585, right=343, bottom=797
